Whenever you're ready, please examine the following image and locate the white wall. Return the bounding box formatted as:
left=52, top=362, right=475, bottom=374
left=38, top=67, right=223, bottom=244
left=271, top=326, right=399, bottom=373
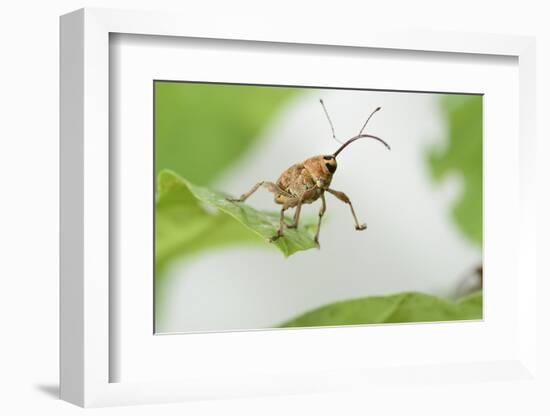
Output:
left=1, top=1, right=548, bottom=415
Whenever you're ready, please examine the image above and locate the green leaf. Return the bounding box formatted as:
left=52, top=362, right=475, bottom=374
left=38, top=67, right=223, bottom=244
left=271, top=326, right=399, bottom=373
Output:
left=156, top=170, right=318, bottom=274
left=155, top=82, right=297, bottom=186
left=279, top=291, right=482, bottom=327
left=427, top=95, right=483, bottom=246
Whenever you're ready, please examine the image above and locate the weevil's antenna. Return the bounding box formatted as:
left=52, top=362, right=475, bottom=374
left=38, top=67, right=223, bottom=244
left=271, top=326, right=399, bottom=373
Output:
left=358, top=106, right=382, bottom=136
left=319, top=99, right=343, bottom=144
left=333, top=134, right=391, bottom=157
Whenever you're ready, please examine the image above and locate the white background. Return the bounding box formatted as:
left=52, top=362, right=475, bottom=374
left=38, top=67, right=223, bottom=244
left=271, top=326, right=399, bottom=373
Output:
left=1, top=0, right=548, bottom=415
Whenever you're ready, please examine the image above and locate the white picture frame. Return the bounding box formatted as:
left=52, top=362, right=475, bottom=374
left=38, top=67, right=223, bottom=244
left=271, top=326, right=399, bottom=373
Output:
left=60, top=7, right=538, bottom=408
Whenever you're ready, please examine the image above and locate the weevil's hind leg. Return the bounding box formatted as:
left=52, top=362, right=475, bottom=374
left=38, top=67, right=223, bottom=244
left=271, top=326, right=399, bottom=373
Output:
left=314, top=193, right=327, bottom=247
left=226, top=181, right=262, bottom=202
left=269, top=207, right=288, bottom=242
left=327, top=188, right=367, bottom=230
left=227, top=181, right=289, bottom=203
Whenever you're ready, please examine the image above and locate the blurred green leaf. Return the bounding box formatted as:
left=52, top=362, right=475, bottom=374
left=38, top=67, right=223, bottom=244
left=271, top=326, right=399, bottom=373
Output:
left=427, top=95, right=482, bottom=246
left=156, top=170, right=318, bottom=274
left=279, top=291, right=482, bottom=327
left=155, top=82, right=297, bottom=186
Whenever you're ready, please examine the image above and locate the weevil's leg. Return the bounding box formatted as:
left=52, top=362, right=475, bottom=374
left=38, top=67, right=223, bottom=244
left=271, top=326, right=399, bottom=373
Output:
left=314, top=193, right=327, bottom=246
left=226, top=181, right=263, bottom=202
left=287, top=187, right=317, bottom=229
left=278, top=196, right=300, bottom=228
left=227, top=181, right=290, bottom=202
left=287, top=199, right=303, bottom=229
left=269, top=207, right=288, bottom=242
left=326, top=188, right=367, bottom=230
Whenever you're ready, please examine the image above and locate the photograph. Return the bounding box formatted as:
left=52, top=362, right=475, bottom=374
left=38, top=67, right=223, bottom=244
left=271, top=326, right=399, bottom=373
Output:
left=154, top=81, right=483, bottom=334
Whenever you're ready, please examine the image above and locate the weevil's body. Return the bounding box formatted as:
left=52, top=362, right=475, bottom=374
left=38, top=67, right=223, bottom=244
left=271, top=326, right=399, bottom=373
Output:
left=274, top=155, right=336, bottom=207
left=227, top=102, right=390, bottom=246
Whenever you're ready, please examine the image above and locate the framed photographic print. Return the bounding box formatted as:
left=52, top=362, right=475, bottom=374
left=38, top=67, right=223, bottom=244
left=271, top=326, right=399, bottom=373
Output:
left=60, top=8, right=539, bottom=408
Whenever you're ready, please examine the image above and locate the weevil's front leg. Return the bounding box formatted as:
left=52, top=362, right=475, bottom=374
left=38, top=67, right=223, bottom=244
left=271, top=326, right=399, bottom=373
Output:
left=314, top=192, right=327, bottom=246
left=287, top=187, right=318, bottom=229
left=326, top=188, right=367, bottom=230
left=269, top=206, right=288, bottom=242
left=287, top=198, right=303, bottom=229
left=227, top=181, right=290, bottom=203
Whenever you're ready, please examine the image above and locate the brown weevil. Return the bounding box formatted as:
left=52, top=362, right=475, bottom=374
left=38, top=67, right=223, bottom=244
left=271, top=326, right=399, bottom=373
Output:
left=227, top=99, right=390, bottom=246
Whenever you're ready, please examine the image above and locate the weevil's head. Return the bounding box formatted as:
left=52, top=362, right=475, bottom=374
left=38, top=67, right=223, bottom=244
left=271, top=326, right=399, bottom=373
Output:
left=303, top=155, right=337, bottom=189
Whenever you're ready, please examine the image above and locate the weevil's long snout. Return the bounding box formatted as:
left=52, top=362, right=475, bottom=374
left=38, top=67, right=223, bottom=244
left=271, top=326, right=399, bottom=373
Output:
left=333, top=134, right=391, bottom=157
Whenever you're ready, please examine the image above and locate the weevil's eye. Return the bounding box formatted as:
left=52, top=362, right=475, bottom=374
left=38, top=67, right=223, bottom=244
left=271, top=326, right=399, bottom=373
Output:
left=325, top=159, right=336, bottom=173
left=322, top=155, right=336, bottom=173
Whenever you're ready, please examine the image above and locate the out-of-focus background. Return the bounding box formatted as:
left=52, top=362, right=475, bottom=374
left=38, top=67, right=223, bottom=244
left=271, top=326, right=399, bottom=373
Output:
left=154, top=82, right=482, bottom=333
